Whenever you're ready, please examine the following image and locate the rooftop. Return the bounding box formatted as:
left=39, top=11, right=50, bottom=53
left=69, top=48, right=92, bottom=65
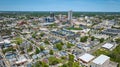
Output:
left=79, top=53, right=95, bottom=63
left=92, top=55, right=110, bottom=65
left=4, top=39, right=10, bottom=44
left=102, top=43, right=114, bottom=49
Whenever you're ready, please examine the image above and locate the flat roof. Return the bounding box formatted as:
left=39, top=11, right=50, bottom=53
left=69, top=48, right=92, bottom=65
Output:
left=102, top=43, right=113, bottom=49
left=0, top=41, right=4, bottom=44
left=4, top=39, right=10, bottom=44
left=92, top=55, right=110, bottom=65
left=79, top=53, right=95, bottom=63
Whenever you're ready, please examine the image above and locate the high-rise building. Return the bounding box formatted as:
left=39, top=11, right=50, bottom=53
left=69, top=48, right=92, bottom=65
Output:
left=68, top=10, right=73, bottom=26
left=50, top=12, right=54, bottom=18
left=59, top=14, right=62, bottom=21
left=50, top=12, right=55, bottom=21
left=68, top=10, right=73, bottom=25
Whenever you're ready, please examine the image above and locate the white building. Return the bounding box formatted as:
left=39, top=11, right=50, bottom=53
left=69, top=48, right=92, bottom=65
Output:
left=4, top=39, right=11, bottom=44
left=68, top=10, right=72, bottom=24
left=79, top=53, right=95, bottom=67
left=102, top=43, right=114, bottom=50
left=91, top=55, right=110, bottom=67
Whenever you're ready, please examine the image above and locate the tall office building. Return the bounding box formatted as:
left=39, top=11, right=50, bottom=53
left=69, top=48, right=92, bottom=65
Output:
left=68, top=10, right=73, bottom=25
left=59, top=14, right=62, bottom=21
left=50, top=12, right=54, bottom=18
left=50, top=12, right=55, bottom=22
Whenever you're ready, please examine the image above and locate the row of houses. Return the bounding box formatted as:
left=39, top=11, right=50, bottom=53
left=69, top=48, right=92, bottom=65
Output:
left=100, top=29, right=120, bottom=36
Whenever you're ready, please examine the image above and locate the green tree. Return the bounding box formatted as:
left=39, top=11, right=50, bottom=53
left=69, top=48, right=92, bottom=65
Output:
left=39, top=61, right=49, bottom=67
left=115, top=38, right=120, bottom=44
left=44, top=40, right=49, bottom=44
left=69, top=54, right=74, bottom=62
left=99, top=38, right=104, bottom=43
left=32, top=32, right=36, bottom=38
left=61, top=64, right=68, bottom=67
left=14, top=37, right=23, bottom=45
left=60, top=54, right=80, bottom=67
left=40, top=32, right=45, bottom=37
left=61, top=56, right=67, bottom=60
left=49, top=50, right=54, bottom=55
left=32, top=61, right=49, bottom=67
left=67, top=42, right=74, bottom=48
left=35, top=47, right=40, bottom=54
left=91, top=36, right=95, bottom=41
left=27, top=45, right=32, bottom=52
left=80, top=36, right=88, bottom=42
left=48, top=56, right=61, bottom=65
left=73, top=62, right=79, bottom=67
left=2, top=47, right=16, bottom=54
left=40, top=46, right=45, bottom=51
left=56, top=43, right=63, bottom=50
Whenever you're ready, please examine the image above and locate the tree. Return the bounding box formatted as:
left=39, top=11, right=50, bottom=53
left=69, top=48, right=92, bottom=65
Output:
left=14, top=37, right=23, bottom=45
left=69, top=54, right=74, bottom=62
left=44, top=40, right=49, bottom=44
left=80, top=36, right=88, bottom=42
left=67, top=42, right=73, bottom=48
left=49, top=50, right=54, bottom=55
left=33, top=61, right=49, bottom=67
left=27, top=45, right=32, bottom=52
left=61, top=56, right=67, bottom=60
left=56, top=43, right=62, bottom=50
left=91, top=36, right=95, bottom=41
left=73, top=62, right=79, bottom=67
left=60, top=42, right=64, bottom=45
left=40, top=46, right=45, bottom=51
left=35, top=47, right=40, bottom=54
left=48, top=56, right=61, bottom=65
left=68, top=61, right=73, bottom=67
left=115, top=38, right=120, bottom=44
left=32, top=32, right=36, bottom=38
left=40, top=32, right=45, bottom=37
left=60, top=54, right=80, bottom=67
left=2, top=47, right=16, bottom=54
left=99, top=38, right=104, bottom=43
left=41, top=62, right=49, bottom=67
left=34, top=62, right=40, bottom=67
left=61, top=64, right=68, bottom=67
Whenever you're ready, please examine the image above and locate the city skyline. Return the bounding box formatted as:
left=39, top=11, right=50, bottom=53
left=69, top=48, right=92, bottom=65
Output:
left=0, top=1, right=120, bottom=67
left=0, top=0, right=120, bottom=12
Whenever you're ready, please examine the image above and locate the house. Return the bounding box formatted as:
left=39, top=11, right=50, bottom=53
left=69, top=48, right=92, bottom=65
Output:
left=32, top=55, right=38, bottom=59
left=83, top=47, right=91, bottom=52
left=91, top=55, right=110, bottom=67
left=4, top=39, right=11, bottom=47
left=5, top=52, right=17, bottom=63
left=59, top=51, right=68, bottom=56
left=0, top=41, right=4, bottom=48
left=15, top=55, right=28, bottom=65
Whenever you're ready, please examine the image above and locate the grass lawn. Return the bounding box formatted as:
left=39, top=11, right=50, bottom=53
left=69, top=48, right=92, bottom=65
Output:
left=93, top=48, right=109, bottom=56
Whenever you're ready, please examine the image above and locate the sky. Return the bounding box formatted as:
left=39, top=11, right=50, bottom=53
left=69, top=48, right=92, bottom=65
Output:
left=0, top=0, right=120, bottom=12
